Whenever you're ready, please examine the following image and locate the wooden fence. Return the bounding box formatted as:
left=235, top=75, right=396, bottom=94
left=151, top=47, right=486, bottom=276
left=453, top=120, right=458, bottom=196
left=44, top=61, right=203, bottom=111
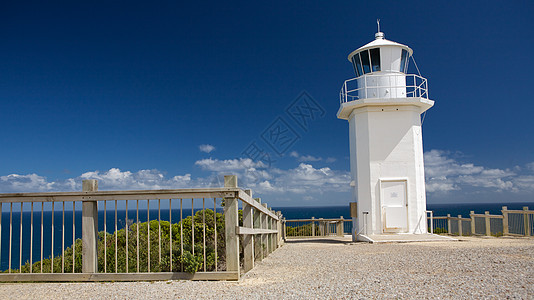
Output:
left=0, top=175, right=283, bottom=281
left=428, top=206, right=533, bottom=237
left=284, top=217, right=349, bottom=238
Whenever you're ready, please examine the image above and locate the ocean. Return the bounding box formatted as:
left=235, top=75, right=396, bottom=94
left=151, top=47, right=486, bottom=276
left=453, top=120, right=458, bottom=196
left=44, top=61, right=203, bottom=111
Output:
left=1, top=202, right=533, bottom=271
left=273, top=202, right=534, bottom=220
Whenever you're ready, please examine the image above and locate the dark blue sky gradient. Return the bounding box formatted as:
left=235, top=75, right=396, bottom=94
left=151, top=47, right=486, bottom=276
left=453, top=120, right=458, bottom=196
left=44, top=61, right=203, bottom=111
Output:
left=0, top=1, right=533, bottom=204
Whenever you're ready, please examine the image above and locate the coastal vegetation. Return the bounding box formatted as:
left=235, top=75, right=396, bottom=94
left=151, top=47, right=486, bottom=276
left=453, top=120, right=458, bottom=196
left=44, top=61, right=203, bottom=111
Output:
left=285, top=223, right=319, bottom=236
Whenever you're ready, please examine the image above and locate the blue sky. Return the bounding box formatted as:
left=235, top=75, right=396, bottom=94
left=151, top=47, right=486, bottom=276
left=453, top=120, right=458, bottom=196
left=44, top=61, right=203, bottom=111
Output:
left=0, top=1, right=533, bottom=205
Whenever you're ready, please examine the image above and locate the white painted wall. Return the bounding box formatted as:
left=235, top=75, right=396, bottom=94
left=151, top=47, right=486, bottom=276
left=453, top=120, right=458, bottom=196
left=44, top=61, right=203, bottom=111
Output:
left=348, top=104, right=429, bottom=235
left=348, top=114, right=359, bottom=236
left=356, top=74, right=406, bottom=99
left=379, top=46, right=402, bottom=72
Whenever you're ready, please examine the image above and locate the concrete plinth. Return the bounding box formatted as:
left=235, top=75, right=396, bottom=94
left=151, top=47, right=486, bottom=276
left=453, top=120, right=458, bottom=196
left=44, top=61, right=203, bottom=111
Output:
left=358, top=233, right=457, bottom=243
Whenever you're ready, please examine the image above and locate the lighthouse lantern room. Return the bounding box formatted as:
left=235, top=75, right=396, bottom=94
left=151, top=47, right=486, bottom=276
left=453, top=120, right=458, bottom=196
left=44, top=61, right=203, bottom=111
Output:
left=338, top=23, right=434, bottom=240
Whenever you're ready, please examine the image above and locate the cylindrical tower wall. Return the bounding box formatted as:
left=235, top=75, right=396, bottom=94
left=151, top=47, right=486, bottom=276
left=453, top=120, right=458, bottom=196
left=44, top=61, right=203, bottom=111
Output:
left=356, top=73, right=407, bottom=99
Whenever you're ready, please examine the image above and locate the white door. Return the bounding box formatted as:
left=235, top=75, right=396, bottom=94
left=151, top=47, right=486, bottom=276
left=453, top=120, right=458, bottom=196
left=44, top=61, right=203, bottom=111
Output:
left=381, top=180, right=408, bottom=233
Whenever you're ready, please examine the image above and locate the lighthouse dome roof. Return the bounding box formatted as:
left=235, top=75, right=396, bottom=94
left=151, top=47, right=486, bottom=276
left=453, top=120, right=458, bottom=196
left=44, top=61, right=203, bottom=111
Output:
left=348, top=33, right=413, bottom=62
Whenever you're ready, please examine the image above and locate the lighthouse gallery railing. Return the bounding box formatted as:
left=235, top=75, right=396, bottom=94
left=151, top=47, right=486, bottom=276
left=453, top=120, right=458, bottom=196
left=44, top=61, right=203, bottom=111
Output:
left=340, top=74, right=429, bottom=104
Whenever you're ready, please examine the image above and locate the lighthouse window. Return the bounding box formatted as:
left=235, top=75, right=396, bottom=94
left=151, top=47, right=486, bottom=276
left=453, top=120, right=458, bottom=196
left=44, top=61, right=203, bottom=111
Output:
left=400, top=49, right=408, bottom=73
left=360, top=50, right=371, bottom=74
left=370, top=48, right=381, bottom=72
left=355, top=53, right=364, bottom=76
left=352, top=53, right=363, bottom=77
left=351, top=56, right=359, bottom=77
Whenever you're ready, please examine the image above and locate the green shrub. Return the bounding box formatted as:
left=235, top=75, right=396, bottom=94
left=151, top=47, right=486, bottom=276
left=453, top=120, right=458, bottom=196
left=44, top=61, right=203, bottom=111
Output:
left=430, top=227, right=448, bottom=234
left=286, top=223, right=319, bottom=236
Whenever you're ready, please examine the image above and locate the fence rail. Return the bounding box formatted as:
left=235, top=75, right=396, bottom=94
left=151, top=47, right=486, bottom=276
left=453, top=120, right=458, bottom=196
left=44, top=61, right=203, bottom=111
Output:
left=0, top=175, right=283, bottom=282
left=428, top=206, right=533, bottom=237
left=284, top=217, right=348, bottom=238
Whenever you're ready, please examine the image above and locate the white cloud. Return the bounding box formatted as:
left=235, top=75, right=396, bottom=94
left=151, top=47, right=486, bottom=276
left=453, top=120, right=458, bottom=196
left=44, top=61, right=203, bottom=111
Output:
left=424, top=150, right=519, bottom=193
left=288, top=151, right=322, bottom=162
left=195, top=157, right=350, bottom=195
left=80, top=168, right=195, bottom=190
left=2, top=150, right=533, bottom=205
left=514, top=175, right=534, bottom=192
left=249, top=163, right=351, bottom=195
left=0, top=173, right=79, bottom=193
left=258, top=180, right=277, bottom=191
left=425, top=178, right=458, bottom=193
left=0, top=173, right=56, bottom=192
left=527, top=162, right=534, bottom=172
left=195, top=158, right=266, bottom=172
left=199, top=144, right=215, bottom=153
left=0, top=168, right=201, bottom=193
left=300, top=155, right=322, bottom=162
left=325, top=157, right=337, bottom=163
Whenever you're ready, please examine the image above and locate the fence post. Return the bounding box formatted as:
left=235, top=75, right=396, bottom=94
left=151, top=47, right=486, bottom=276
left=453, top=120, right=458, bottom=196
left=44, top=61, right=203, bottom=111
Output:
left=485, top=211, right=491, bottom=236
left=282, top=218, right=286, bottom=241
left=223, top=175, right=239, bottom=278
left=272, top=212, right=276, bottom=250
left=319, top=218, right=324, bottom=236
left=425, top=210, right=434, bottom=234
left=242, top=189, right=254, bottom=273
left=311, top=217, right=315, bottom=237
left=524, top=207, right=531, bottom=236
left=82, top=179, right=98, bottom=273
left=267, top=211, right=274, bottom=254
left=470, top=211, right=475, bottom=235
left=276, top=211, right=282, bottom=247
left=253, top=198, right=262, bottom=261
left=261, top=203, right=269, bottom=257
left=350, top=202, right=357, bottom=241
left=447, top=214, right=451, bottom=234
left=337, top=216, right=344, bottom=237
left=457, top=215, right=462, bottom=236
left=501, top=206, right=509, bottom=235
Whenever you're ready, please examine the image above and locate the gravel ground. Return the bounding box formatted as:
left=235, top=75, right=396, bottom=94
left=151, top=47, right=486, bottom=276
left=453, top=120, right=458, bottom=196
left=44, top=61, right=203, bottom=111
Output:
left=0, top=236, right=532, bottom=299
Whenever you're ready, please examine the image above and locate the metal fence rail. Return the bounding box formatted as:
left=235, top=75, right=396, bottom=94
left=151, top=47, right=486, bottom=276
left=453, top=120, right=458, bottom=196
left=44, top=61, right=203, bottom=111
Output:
left=0, top=175, right=283, bottom=282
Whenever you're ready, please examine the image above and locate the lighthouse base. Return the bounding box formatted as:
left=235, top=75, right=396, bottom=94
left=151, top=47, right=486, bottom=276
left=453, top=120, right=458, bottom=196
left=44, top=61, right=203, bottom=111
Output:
left=357, top=233, right=457, bottom=243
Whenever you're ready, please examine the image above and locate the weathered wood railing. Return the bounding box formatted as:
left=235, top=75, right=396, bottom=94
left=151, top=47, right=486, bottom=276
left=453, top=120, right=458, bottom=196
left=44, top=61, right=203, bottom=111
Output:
left=428, top=206, right=533, bottom=237
left=0, top=175, right=282, bottom=281
left=284, top=217, right=348, bottom=238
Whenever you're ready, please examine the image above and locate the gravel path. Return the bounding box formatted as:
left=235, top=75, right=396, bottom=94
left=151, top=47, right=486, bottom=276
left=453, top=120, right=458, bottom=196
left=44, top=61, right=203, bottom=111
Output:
left=0, top=236, right=532, bottom=299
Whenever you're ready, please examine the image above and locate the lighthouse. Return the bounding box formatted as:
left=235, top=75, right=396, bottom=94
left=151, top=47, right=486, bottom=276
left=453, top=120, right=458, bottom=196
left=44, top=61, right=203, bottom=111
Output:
left=338, top=24, right=434, bottom=240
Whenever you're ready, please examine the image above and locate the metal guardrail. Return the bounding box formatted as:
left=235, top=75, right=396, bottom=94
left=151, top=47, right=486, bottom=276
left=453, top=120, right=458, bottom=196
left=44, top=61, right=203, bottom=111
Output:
left=339, top=74, right=429, bottom=103
left=0, top=175, right=283, bottom=282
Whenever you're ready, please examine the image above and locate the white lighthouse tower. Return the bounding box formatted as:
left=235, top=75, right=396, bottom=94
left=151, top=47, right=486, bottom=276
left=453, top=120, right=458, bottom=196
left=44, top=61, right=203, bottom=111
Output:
left=338, top=24, right=434, bottom=240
